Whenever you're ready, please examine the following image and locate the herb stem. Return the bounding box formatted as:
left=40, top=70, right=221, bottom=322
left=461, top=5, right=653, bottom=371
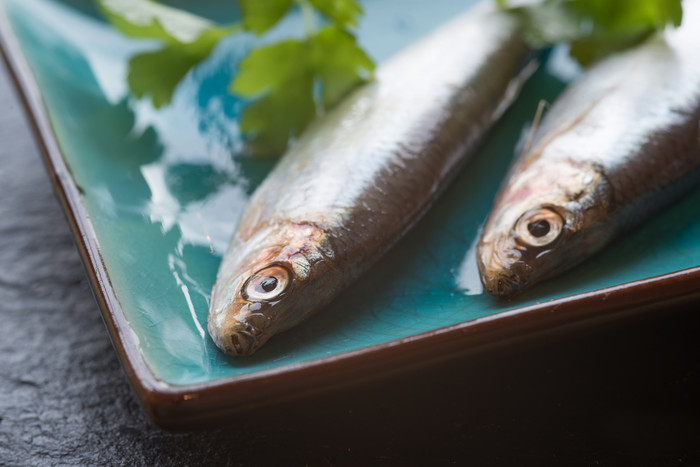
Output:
left=298, top=0, right=315, bottom=37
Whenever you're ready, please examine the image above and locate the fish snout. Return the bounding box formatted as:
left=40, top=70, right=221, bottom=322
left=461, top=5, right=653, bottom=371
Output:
left=226, top=329, right=261, bottom=356
left=218, top=319, right=268, bottom=356
left=477, top=235, right=531, bottom=298
left=480, top=271, right=523, bottom=298
left=208, top=309, right=269, bottom=356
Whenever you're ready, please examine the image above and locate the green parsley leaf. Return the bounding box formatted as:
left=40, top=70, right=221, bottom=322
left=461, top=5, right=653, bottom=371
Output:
left=568, top=28, right=653, bottom=66
left=499, top=0, right=683, bottom=66
left=127, top=28, right=229, bottom=108
left=231, top=40, right=316, bottom=156
left=309, top=0, right=363, bottom=28
left=100, top=0, right=375, bottom=156
left=311, top=25, right=375, bottom=108
left=231, top=26, right=375, bottom=156
left=99, top=0, right=239, bottom=108
left=239, top=0, right=294, bottom=35
left=98, top=0, right=216, bottom=44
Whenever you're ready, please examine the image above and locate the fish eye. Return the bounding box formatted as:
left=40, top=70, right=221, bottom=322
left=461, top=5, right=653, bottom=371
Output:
left=242, top=265, right=291, bottom=301
left=514, top=207, right=564, bottom=248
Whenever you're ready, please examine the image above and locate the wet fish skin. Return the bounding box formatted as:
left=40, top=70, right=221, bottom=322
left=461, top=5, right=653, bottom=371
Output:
left=208, top=2, right=534, bottom=356
left=477, top=3, right=700, bottom=299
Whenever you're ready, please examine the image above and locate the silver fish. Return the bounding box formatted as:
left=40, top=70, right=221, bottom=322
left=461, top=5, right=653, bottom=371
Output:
left=477, top=2, right=700, bottom=298
left=209, top=2, right=533, bottom=355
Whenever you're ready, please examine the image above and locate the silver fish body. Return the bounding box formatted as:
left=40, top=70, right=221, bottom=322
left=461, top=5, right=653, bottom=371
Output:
left=209, top=2, right=533, bottom=355
left=477, top=3, right=700, bottom=298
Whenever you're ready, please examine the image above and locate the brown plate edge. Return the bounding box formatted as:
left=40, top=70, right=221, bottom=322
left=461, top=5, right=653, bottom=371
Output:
left=2, top=6, right=700, bottom=431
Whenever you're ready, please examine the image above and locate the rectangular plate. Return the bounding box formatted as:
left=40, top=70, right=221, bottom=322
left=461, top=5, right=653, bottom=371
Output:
left=2, top=0, right=700, bottom=429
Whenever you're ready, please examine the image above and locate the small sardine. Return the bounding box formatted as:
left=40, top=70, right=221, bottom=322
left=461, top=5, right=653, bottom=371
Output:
left=477, top=2, right=700, bottom=298
left=209, top=2, right=534, bottom=355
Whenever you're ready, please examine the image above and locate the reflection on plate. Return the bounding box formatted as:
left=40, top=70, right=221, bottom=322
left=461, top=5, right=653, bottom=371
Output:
left=2, top=0, right=700, bottom=428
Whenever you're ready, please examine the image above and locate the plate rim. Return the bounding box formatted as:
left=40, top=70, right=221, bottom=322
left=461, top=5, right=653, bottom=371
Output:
left=2, top=1, right=700, bottom=430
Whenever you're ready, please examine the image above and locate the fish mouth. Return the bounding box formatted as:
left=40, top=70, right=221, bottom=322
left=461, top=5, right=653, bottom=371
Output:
left=208, top=313, right=268, bottom=356
left=218, top=323, right=267, bottom=356
left=227, top=330, right=261, bottom=356
left=477, top=236, right=532, bottom=298
left=481, top=271, right=525, bottom=298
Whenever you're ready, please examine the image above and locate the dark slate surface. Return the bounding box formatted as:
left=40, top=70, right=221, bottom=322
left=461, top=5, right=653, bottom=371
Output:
left=2, top=57, right=700, bottom=466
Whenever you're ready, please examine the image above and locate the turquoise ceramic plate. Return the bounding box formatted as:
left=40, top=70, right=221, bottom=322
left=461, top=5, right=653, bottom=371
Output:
left=2, top=0, right=700, bottom=428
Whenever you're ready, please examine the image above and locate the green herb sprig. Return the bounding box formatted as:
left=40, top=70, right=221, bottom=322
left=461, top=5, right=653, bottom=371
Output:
left=496, top=0, right=683, bottom=66
left=232, top=0, right=374, bottom=155
left=98, top=0, right=239, bottom=108
left=98, top=0, right=374, bottom=156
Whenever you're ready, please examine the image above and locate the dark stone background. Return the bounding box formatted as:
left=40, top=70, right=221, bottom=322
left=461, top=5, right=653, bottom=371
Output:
left=1, top=57, right=700, bottom=466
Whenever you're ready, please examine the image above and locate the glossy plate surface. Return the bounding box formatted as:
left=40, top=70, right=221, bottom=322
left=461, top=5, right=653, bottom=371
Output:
left=2, top=0, right=700, bottom=427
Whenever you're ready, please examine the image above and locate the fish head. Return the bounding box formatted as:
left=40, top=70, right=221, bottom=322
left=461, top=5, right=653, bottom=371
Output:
left=208, top=221, right=339, bottom=356
left=477, top=159, right=614, bottom=298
